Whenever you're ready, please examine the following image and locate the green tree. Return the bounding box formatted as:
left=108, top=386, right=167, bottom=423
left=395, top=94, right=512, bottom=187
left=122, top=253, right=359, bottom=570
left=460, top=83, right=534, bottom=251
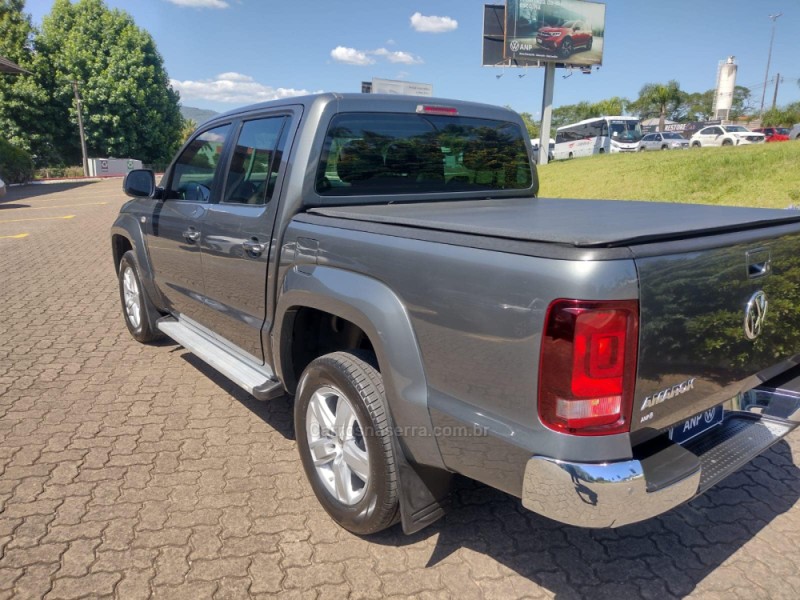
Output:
left=592, top=96, right=628, bottom=117
left=761, top=104, right=800, bottom=127
left=681, top=90, right=714, bottom=122
left=550, top=97, right=630, bottom=130
left=633, top=80, right=683, bottom=131
left=1, top=0, right=184, bottom=166
left=181, top=118, right=198, bottom=143
left=0, top=0, right=32, bottom=65
left=519, top=112, right=539, bottom=140
left=729, top=86, right=753, bottom=120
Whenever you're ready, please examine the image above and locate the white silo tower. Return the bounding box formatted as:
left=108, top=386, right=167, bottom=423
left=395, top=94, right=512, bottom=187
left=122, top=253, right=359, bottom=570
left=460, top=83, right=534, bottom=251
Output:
left=713, top=57, right=738, bottom=120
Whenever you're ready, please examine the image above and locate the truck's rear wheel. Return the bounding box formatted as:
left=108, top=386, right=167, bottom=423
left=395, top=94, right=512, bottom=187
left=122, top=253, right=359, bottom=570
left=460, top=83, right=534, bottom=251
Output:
left=295, top=351, right=399, bottom=534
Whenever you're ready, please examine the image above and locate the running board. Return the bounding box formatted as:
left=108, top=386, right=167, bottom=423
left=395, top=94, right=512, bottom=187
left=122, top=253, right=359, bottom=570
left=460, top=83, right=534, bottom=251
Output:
left=158, top=317, right=284, bottom=401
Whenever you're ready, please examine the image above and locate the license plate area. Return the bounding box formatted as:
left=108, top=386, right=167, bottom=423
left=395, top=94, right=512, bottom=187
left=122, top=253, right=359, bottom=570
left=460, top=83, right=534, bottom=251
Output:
left=669, top=405, right=724, bottom=445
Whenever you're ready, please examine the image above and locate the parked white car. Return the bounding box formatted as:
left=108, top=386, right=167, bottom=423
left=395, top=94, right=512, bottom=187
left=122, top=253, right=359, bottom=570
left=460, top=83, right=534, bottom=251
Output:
left=638, top=132, right=690, bottom=151
left=0, top=176, right=6, bottom=197
left=690, top=125, right=765, bottom=148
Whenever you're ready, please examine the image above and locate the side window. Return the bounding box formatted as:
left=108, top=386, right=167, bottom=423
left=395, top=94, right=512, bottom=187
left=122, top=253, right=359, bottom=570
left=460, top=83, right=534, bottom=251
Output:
left=166, top=124, right=231, bottom=201
left=222, top=117, right=287, bottom=205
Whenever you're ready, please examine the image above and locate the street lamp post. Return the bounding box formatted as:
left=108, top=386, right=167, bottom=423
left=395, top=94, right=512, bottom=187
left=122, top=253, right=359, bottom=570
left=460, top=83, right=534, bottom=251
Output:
left=759, top=13, right=782, bottom=114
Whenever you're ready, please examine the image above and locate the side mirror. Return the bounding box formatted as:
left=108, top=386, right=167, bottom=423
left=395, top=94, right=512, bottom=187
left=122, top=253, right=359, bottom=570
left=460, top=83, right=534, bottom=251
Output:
left=123, top=169, right=156, bottom=198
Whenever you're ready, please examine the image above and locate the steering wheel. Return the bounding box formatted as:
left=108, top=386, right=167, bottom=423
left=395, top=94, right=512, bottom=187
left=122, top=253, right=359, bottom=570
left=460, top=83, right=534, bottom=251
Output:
left=180, top=182, right=210, bottom=202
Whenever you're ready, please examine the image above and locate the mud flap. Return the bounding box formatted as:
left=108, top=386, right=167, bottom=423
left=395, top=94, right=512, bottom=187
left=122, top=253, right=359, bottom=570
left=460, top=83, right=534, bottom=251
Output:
left=394, top=438, right=453, bottom=534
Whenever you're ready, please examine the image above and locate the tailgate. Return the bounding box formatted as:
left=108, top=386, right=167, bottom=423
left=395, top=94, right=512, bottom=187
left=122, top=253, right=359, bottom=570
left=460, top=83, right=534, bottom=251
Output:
left=631, top=225, right=800, bottom=435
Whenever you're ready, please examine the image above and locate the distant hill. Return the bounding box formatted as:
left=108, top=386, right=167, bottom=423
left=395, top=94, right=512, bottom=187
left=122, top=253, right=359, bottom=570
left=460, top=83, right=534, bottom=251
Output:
left=180, top=106, right=218, bottom=125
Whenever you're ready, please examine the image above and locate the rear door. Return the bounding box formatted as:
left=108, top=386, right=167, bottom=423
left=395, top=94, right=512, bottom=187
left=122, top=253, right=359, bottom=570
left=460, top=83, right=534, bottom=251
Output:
left=198, top=111, right=297, bottom=362
left=631, top=227, right=800, bottom=438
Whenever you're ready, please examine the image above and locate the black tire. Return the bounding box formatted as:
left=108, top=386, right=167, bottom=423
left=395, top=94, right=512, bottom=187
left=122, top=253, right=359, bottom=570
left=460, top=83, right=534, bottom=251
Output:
left=661, top=145, right=668, bottom=150
left=117, top=250, right=164, bottom=343
left=722, top=139, right=733, bottom=146
left=568, top=152, right=574, bottom=159
left=692, top=141, right=701, bottom=148
left=598, top=148, right=605, bottom=154
left=295, top=351, right=399, bottom=535
left=587, top=36, right=593, bottom=50
left=638, top=146, right=645, bottom=152
left=559, top=38, right=573, bottom=58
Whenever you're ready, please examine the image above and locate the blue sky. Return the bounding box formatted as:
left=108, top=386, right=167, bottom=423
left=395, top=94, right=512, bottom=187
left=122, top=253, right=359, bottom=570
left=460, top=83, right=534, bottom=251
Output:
left=22, top=0, right=800, bottom=118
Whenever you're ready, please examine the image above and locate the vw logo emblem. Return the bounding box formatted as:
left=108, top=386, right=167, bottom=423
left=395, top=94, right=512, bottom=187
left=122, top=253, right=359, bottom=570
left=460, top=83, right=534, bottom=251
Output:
left=509, top=40, right=521, bottom=52
left=704, top=409, right=716, bottom=424
left=744, top=290, right=768, bottom=340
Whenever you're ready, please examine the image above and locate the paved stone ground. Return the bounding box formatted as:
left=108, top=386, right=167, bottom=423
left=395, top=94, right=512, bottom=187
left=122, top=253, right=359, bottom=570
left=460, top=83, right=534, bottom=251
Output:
left=2, top=179, right=800, bottom=599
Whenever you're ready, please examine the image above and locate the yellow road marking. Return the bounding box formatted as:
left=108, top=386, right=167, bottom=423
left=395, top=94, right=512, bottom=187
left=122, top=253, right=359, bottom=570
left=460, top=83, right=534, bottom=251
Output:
left=2, top=202, right=108, bottom=211
left=0, top=233, right=30, bottom=239
left=0, top=215, right=75, bottom=224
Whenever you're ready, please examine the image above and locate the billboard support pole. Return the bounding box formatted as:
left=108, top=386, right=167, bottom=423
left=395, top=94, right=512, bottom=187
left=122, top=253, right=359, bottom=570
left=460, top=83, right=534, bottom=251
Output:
left=538, top=62, right=555, bottom=166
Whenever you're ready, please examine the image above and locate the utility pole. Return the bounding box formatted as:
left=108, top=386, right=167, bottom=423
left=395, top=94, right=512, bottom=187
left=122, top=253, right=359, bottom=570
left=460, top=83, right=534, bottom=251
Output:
left=760, top=13, right=782, bottom=114
left=70, top=80, right=89, bottom=177
left=538, top=62, right=555, bottom=166
left=772, top=74, right=781, bottom=110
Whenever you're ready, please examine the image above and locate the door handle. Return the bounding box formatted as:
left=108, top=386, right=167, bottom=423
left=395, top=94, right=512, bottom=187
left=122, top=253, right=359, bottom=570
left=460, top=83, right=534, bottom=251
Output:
left=242, top=239, right=267, bottom=257
left=183, top=229, right=201, bottom=242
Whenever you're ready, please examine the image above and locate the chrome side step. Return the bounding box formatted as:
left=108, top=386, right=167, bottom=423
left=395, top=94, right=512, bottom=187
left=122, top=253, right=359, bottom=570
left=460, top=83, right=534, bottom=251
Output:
left=157, top=317, right=284, bottom=401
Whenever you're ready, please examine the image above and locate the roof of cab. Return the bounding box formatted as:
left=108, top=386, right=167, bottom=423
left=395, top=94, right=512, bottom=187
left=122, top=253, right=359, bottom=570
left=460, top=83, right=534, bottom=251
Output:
left=206, top=92, right=521, bottom=125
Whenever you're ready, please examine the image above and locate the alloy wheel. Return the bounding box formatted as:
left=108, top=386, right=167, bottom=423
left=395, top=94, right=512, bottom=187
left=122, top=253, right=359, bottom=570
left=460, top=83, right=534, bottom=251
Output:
left=305, top=385, right=370, bottom=505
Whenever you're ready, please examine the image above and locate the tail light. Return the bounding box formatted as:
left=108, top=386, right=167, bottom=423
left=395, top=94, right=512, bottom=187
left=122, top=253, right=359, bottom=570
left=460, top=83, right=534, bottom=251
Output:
left=538, top=299, right=639, bottom=435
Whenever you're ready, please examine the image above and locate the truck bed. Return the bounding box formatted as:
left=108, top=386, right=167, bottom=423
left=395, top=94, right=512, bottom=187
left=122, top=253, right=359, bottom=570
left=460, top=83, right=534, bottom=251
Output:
left=310, top=198, right=800, bottom=248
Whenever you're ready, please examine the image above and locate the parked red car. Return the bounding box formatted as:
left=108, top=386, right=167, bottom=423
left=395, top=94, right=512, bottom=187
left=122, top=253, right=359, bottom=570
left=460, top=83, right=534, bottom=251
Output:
left=753, top=127, right=790, bottom=142
left=536, top=20, right=593, bottom=58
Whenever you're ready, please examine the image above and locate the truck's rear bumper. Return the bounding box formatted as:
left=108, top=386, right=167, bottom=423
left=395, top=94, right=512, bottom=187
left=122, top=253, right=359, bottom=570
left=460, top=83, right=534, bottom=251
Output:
left=521, top=377, right=800, bottom=528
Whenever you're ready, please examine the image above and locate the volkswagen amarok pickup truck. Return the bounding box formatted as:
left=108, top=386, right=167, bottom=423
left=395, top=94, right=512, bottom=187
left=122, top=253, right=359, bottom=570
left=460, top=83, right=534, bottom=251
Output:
left=112, top=93, right=800, bottom=535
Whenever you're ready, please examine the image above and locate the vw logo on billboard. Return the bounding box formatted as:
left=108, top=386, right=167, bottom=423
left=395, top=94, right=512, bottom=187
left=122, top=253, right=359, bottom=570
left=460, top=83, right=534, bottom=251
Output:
left=744, top=290, right=768, bottom=340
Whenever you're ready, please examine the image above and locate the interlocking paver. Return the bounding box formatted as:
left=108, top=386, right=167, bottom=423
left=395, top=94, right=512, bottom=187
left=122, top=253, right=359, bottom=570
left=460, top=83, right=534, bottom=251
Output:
left=2, top=179, right=800, bottom=598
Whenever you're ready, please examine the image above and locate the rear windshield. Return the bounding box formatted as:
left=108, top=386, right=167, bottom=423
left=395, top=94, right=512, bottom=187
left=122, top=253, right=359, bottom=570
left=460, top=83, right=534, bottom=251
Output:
left=315, top=113, right=533, bottom=197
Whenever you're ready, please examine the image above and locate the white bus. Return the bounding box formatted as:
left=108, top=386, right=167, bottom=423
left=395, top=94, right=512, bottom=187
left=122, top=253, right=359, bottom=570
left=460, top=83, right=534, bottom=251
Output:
left=553, top=116, right=643, bottom=160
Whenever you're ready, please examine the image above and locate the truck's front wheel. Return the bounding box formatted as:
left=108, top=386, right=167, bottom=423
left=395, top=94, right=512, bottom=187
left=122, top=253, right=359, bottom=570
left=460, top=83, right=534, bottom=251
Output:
left=295, top=351, right=399, bottom=535
left=118, top=250, right=164, bottom=343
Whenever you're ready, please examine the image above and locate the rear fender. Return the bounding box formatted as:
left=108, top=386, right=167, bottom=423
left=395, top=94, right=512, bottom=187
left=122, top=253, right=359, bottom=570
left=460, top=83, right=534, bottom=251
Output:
left=275, top=265, right=451, bottom=533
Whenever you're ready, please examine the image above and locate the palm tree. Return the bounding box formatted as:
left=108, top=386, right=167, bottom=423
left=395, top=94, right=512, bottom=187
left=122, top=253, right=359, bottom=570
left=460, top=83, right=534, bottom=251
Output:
left=636, top=80, right=682, bottom=131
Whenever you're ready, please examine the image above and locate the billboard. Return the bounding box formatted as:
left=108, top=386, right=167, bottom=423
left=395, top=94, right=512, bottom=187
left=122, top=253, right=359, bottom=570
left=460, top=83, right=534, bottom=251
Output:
left=505, top=0, right=606, bottom=66
left=371, top=78, right=433, bottom=97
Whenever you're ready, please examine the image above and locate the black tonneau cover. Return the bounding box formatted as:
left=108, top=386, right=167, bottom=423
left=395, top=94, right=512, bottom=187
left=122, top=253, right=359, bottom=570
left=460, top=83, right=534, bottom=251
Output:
left=309, top=198, right=800, bottom=248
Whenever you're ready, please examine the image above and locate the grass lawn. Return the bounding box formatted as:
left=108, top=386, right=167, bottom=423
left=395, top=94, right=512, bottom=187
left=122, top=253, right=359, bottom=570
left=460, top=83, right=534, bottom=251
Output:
left=537, top=142, right=800, bottom=209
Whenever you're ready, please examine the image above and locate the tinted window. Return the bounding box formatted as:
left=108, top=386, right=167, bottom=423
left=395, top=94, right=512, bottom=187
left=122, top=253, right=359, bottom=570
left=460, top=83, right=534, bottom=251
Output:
left=316, top=113, right=532, bottom=197
left=167, top=125, right=231, bottom=201
left=223, top=117, right=287, bottom=205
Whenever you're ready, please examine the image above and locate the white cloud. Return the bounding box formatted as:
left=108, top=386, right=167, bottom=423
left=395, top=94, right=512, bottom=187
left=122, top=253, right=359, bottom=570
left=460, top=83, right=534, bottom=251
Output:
left=373, top=48, right=423, bottom=65
left=330, top=46, right=375, bottom=66
left=166, top=0, right=230, bottom=8
left=170, top=73, right=314, bottom=104
left=331, top=46, right=422, bottom=66
left=410, top=12, right=458, bottom=33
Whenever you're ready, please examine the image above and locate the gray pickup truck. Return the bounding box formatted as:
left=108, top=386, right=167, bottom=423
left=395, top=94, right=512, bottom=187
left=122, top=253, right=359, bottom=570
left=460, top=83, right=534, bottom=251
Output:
left=112, top=93, right=800, bottom=535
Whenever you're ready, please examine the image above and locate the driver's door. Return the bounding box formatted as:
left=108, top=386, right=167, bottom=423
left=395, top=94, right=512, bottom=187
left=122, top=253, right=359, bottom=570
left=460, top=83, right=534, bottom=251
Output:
left=146, top=123, right=231, bottom=320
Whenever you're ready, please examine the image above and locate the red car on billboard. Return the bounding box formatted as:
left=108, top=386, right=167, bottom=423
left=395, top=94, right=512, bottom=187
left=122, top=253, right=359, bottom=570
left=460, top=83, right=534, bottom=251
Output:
left=753, top=127, right=790, bottom=142
left=536, top=20, right=593, bottom=58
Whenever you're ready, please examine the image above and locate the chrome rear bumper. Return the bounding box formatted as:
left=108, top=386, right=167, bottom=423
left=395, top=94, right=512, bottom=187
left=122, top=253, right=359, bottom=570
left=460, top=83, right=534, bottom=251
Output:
left=522, top=381, right=800, bottom=528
